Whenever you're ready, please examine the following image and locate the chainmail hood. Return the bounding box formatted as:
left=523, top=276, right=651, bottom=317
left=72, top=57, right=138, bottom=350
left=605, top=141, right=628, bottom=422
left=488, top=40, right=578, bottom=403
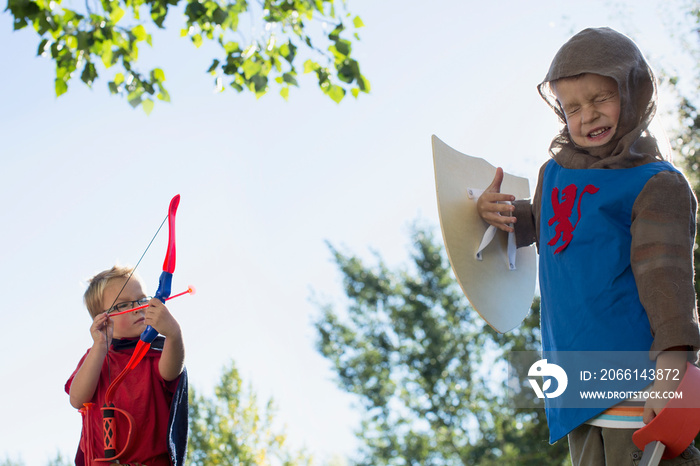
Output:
left=538, top=27, right=664, bottom=169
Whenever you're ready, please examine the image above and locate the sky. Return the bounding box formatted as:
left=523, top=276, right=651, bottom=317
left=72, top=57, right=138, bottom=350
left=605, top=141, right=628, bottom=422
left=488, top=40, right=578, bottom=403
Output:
left=0, top=0, right=697, bottom=464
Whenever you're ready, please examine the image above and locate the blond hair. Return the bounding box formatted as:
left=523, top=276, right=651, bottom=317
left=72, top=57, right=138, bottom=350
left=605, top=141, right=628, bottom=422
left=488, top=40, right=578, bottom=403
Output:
left=84, top=265, right=138, bottom=318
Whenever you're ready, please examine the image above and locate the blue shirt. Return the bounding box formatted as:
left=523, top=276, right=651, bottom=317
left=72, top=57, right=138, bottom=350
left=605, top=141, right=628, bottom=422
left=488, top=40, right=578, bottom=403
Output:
left=538, top=159, right=678, bottom=442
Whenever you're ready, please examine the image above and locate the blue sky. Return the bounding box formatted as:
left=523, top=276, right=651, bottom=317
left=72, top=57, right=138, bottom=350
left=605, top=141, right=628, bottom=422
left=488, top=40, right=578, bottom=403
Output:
left=0, top=0, right=695, bottom=463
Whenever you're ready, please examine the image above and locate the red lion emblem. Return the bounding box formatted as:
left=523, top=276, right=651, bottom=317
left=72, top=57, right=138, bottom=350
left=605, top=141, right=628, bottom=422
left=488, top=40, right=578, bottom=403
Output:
left=547, top=184, right=599, bottom=254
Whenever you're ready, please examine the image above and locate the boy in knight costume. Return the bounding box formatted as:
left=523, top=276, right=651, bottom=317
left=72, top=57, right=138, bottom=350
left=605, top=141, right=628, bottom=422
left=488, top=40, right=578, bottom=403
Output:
left=478, top=28, right=700, bottom=464
left=65, top=266, right=188, bottom=465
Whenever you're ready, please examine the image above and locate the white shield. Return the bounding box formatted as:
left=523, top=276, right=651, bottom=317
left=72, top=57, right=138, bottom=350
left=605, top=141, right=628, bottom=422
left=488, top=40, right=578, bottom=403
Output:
left=432, top=135, right=537, bottom=333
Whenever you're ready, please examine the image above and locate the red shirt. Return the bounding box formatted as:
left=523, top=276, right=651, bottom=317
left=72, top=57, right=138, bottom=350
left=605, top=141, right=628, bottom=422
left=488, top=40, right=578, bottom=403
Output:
left=66, top=340, right=178, bottom=465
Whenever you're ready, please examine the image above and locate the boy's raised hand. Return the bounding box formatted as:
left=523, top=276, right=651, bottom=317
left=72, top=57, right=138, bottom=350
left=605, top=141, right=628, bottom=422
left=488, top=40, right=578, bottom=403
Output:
left=145, top=298, right=185, bottom=382
left=144, top=298, right=181, bottom=339
left=476, top=167, right=517, bottom=233
left=90, top=312, right=113, bottom=348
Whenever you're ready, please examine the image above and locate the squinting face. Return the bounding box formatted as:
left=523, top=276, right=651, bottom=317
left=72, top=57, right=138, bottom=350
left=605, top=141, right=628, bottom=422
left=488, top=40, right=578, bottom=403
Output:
left=553, top=73, right=621, bottom=148
left=102, top=277, right=148, bottom=339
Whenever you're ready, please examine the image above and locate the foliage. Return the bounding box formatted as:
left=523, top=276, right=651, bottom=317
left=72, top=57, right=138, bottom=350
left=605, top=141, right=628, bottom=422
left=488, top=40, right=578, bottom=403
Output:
left=0, top=458, right=23, bottom=466
left=314, top=226, right=570, bottom=466
left=0, top=452, right=71, bottom=466
left=187, top=360, right=313, bottom=465
left=45, top=452, right=72, bottom=466
left=671, top=95, right=700, bottom=297
left=663, top=3, right=700, bottom=296
left=5, top=0, right=370, bottom=113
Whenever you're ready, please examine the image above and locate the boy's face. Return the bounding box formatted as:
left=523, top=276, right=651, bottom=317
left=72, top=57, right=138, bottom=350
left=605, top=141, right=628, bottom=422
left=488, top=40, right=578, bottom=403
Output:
left=552, top=73, right=621, bottom=148
left=102, top=277, right=148, bottom=339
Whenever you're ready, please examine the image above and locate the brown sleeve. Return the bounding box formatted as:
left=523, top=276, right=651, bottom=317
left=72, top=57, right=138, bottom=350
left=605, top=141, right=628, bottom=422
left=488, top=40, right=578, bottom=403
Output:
left=514, top=162, right=548, bottom=250
left=513, top=200, right=537, bottom=248
left=630, top=170, right=700, bottom=358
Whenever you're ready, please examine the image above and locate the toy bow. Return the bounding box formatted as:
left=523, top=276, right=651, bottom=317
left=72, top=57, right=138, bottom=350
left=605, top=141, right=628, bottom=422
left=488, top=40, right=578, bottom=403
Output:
left=97, top=194, right=181, bottom=462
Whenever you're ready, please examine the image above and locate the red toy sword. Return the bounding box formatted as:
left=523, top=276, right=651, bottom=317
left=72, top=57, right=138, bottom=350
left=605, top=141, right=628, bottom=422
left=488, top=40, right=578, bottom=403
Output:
left=633, top=362, right=700, bottom=466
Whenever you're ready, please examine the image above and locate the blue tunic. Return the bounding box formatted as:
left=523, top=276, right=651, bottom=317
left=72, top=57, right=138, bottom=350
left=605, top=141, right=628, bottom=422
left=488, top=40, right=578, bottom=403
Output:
left=538, top=159, right=679, bottom=442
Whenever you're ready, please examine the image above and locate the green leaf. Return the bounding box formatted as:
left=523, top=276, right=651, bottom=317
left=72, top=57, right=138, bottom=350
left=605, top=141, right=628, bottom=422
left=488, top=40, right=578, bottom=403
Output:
left=142, top=98, right=154, bottom=114
left=37, top=38, right=49, bottom=56
left=55, top=78, right=68, bottom=97
left=242, top=59, right=262, bottom=79
left=132, top=24, right=147, bottom=42
left=65, top=35, right=78, bottom=50
left=50, top=42, right=60, bottom=59
left=282, top=72, right=298, bottom=86
left=151, top=3, right=167, bottom=28
left=80, top=61, right=97, bottom=85
left=192, top=33, right=203, bottom=48
left=114, top=72, right=124, bottom=85
left=111, top=6, right=125, bottom=23
left=101, top=41, right=113, bottom=68
left=212, top=7, right=227, bottom=25
left=285, top=41, right=297, bottom=62
left=334, top=39, right=351, bottom=57
left=280, top=86, right=289, bottom=100
left=360, top=75, right=371, bottom=92
left=328, top=23, right=344, bottom=41
left=271, top=55, right=282, bottom=72
left=127, top=90, right=143, bottom=107
left=326, top=84, right=344, bottom=103
left=353, top=15, right=364, bottom=28
left=250, top=74, right=267, bottom=94
left=157, top=87, right=171, bottom=102
left=151, top=67, right=165, bottom=82
left=207, top=59, right=220, bottom=73
left=76, top=31, right=89, bottom=50
left=303, top=59, right=317, bottom=74
left=184, top=1, right=206, bottom=22
left=223, top=41, right=240, bottom=54
left=63, top=9, right=77, bottom=22
left=142, top=79, right=155, bottom=94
